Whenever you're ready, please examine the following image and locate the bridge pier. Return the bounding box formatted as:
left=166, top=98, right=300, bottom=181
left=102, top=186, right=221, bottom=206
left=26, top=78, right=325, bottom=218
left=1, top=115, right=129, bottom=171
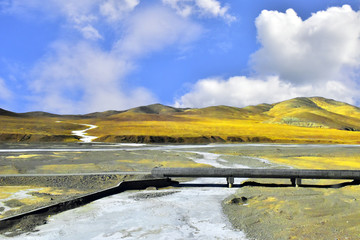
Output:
left=151, top=167, right=360, bottom=188
left=291, top=178, right=302, bottom=187
left=227, top=177, right=234, bottom=188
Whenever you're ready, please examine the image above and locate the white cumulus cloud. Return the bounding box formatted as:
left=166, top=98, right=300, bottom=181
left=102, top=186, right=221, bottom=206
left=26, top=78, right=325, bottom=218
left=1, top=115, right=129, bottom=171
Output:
left=77, top=24, right=103, bottom=40
left=0, top=77, right=12, bottom=101
left=252, top=5, right=360, bottom=84
left=162, top=0, right=236, bottom=22
left=30, top=42, right=156, bottom=114
left=195, top=0, right=234, bottom=21
left=2, top=0, right=140, bottom=40
left=176, top=5, right=360, bottom=108
left=2, top=0, right=102, bottom=39
left=175, top=76, right=357, bottom=108
left=115, top=6, right=203, bottom=58
left=27, top=4, right=204, bottom=113
left=100, top=0, right=140, bottom=22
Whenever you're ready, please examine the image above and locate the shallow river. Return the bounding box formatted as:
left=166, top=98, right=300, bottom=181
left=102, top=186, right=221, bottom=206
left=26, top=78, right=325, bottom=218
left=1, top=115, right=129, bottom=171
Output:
left=7, top=144, right=250, bottom=240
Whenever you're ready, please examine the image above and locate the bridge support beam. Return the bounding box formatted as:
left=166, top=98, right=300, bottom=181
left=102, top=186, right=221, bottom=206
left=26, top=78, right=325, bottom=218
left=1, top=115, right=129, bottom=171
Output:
left=291, top=178, right=302, bottom=187
left=151, top=167, right=360, bottom=188
left=227, top=177, right=234, bottom=188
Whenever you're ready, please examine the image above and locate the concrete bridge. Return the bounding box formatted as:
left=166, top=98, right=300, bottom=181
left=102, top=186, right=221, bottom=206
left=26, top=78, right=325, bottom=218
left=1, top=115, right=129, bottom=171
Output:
left=151, top=167, right=360, bottom=187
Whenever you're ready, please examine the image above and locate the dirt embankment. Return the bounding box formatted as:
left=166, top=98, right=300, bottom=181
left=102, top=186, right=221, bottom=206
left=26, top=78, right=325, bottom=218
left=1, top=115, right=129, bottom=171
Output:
left=96, top=135, right=274, bottom=144
left=0, top=133, right=346, bottom=144
left=0, top=175, right=129, bottom=224
left=0, top=133, right=273, bottom=144
left=0, top=174, right=126, bottom=190
left=223, top=179, right=360, bottom=240
left=0, top=134, right=79, bottom=143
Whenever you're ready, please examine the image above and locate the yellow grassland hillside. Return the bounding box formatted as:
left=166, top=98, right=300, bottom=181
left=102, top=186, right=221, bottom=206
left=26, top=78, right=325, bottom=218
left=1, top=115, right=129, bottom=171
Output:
left=2, top=97, right=360, bottom=144
left=84, top=97, right=360, bottom=144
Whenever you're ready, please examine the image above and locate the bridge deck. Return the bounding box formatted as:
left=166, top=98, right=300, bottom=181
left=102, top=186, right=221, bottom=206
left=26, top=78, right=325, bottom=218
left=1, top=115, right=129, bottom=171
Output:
left=151, top=167, right=360, bottom=187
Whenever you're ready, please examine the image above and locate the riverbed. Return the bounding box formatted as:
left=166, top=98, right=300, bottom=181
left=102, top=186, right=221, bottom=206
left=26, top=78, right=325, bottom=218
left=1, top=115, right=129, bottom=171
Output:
left=5, top=144, right=255, bottom=239
left=2, top=143, right=360, bottom=239
left=71, top=124, right=98, bottom=143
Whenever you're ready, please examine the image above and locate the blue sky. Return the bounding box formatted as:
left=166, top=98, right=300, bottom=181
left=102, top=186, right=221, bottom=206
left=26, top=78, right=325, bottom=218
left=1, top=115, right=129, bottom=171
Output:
left=1, top=0, right=360, bottom=113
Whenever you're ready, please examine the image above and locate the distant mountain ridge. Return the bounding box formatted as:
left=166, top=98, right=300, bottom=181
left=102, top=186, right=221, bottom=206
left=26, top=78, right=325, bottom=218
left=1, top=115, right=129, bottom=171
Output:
left=2, top=97, right=360, bottom=144
left=127, top=104, right=186, bottom=114
left=2, top=97, right=360, bottom=131
left=116, top=96, right=360, bottom=131
left=0, top=108, right=19, bottom=117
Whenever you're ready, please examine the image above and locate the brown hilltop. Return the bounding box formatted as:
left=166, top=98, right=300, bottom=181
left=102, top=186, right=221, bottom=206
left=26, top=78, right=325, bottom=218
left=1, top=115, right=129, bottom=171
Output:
left=127, top=103, right=186, bottom=114
left=0, top=108, right=18, bottom=117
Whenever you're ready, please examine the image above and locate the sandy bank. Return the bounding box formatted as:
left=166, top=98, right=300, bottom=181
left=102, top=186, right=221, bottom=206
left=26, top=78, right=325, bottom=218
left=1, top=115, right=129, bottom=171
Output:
left=0, top=134, right=79, bottom=143
left=223, top=179, right=360, bottom=240
left=96, top=135, right=275, bottom=144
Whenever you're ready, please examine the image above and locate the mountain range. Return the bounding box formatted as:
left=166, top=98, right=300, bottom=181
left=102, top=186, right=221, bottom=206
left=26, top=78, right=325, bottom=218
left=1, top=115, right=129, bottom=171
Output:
left=1, top=97, right=360, bottom=144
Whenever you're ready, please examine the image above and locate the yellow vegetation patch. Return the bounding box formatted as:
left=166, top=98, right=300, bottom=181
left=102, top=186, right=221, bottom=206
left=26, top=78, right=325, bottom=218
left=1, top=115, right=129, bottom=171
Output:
left=83, top=97, right=360, bottom=144
left=0, top=116, right=81, bottom=135
left=0, top=165, right=19, bottom=174
left=62, top=189, right=85, bottom=195
left=0, top=186, right=43, bottom=218
left=266, top=156, right=360, bottom=170
left=137, top=159, right=211, bottom=168
left=0, top=186, right=35, bottom=199
left=311, top=97, right=360, bottom=119
left=37, top=187, right=64, bottom=196
left=53, top=152, right=83, bottom=155
left=263, top=197, right=277, bottom=203
left=0, top=186, right=84, bottom=201
left=116, top=160, right=133, bottom=163
left=39, top=163, right=100, bottom=173
left=87, top=114, right=360, bottom=144
left=7, top=154, right=39, bottom=159
left=19, top=196, right=46, bottom=205
left=0, top=186, right=87, bottom=219
left=116, top=159, right=212, bottom=171
left=247, top=196, right=284, bottom=213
